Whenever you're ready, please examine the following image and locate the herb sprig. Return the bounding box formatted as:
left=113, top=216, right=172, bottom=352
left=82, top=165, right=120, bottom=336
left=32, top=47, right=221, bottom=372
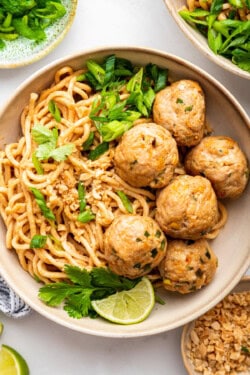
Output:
left=31, top=124, right=75, bottom=173
left=38, top=265, right=141, bottom=319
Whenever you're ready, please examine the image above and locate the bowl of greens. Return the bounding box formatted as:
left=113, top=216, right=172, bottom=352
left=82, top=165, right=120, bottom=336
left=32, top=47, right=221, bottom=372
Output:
left=0, top=0, right=78, bottom=68
left=0, top=46, right=249, bottom=338
left=163, top=0, right=250, bottom=79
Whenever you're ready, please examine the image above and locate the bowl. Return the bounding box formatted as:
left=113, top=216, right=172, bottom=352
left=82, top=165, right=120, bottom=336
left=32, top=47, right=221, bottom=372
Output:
left=0, top=46, right=249, bottom=338
left=181, top=276, right=250, bottom=374
left=0, top=0, right=78, bottom=68
left=163, top=0, right=250, bottom=80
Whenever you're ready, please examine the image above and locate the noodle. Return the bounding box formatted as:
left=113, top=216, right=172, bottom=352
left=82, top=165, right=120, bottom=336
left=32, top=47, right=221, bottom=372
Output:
left=0, top=64, right=227, bottom=285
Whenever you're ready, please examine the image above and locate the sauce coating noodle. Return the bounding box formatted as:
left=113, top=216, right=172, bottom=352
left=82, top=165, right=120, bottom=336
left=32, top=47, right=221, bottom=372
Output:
left=0, top=64, right=227, bottom=285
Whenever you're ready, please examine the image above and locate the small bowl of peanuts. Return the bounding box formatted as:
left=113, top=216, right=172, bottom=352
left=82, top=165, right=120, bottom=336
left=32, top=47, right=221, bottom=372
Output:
left=181, top=276, right=250, bottom=375
left=163, top=1, right=250, bottom=79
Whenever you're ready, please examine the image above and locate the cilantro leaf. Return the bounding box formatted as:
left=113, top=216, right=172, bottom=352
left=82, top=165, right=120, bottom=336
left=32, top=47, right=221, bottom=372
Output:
left=30, top=234, right=47, bottom=249
left=31, top=124, right=74, bottom=162
left=64, top=264, right=92, bottom=288
left=64, top=292, right=93, bottom=318
left=38, top=265, right=141, bottom=319
left=90, top=267, right=139, bottom=290
left=38, top=282, right=83, bottom=306
left=31, top=124, right=57, bottom=145
left=49, top=143, right=75, bottom=161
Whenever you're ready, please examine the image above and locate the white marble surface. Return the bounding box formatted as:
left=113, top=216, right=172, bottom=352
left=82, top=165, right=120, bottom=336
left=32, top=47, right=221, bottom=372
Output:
left=0, top=1, right=249, bottom=374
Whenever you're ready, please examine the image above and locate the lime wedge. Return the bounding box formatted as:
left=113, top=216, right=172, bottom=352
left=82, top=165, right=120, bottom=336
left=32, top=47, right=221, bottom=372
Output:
left=91, top=277, right=155, bottom=325
left=0, top=345, right=29, bottom=375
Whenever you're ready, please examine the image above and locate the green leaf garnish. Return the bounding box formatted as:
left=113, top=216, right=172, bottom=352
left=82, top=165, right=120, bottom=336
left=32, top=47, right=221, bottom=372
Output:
left=38, top=265, right=141, bottom=318
left=88, top=142, right=109, bottom=161
left=32, top=152, right=44, bottom=174
left=30, top=234, right=47, bottom=249
left=31, top=124, right=75, bottom=162
left=116, top=190, right=133, bottom=213
left=82, top=132, right=95, bottom=151
left=30, top=187, right=55, bottom=221
left=48, top=143, right=75, bottom=161
left=77, top=182, right=86, bottom=213
left=77, top=209, right=95, bottom=223
left=48, top=100, right=62, bottom=123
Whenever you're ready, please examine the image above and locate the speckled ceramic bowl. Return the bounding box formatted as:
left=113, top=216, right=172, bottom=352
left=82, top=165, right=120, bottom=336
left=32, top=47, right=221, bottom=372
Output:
left=163, top=0, right=250, bottom=80
left=0, top=0, right=78, bottom=68
left=181, top=276, right=250, bottom=375
left=0, top=47, right=249, bottom=338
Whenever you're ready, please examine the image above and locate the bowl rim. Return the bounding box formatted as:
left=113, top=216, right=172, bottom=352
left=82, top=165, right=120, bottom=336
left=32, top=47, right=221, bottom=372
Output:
left=181, top=275, right=250, bottom=374
left=0, top=0, right=78, bottom=69
left=0, top=45, right=249, bottom=338
left=163, top=0, right=250, bottom=80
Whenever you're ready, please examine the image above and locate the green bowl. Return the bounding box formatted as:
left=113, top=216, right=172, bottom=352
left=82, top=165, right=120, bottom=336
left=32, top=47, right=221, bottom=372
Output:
left=0, top=0, right=78, bottom=69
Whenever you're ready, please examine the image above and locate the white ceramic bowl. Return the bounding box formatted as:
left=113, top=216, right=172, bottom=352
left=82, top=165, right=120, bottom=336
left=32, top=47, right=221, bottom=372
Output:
left=0, top=46, right=249, bottom=338
left=163, top=0, right=250, bottom=80
left=0, top=0, right=78, bottom=68
left=181, top=276, right=250, bottom=375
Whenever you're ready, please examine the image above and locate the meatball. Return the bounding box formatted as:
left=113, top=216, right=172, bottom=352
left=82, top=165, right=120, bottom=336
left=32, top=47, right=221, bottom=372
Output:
left=155, top=175, right=219, bottom=239
left=159, top=239, right=218, bottom=294
left=104, top=214, right=167, bottom=278
left=153, top=79, right=205, bottom=147
left=114, top=122, right=179, bottom=188
left=185, top=136, right=249, bottom=199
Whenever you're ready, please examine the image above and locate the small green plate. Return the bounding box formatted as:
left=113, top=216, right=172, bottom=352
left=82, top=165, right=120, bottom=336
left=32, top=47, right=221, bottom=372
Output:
left=0, top=0, right=78, bottom=69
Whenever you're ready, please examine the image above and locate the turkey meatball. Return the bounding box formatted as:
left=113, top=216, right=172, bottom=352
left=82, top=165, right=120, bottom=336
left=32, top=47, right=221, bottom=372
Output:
left=104, top=214, right=167, bottom=278
left=159, top=239, right=217, bottom=294
left=114, top=122, right=178, bottom=188
left=153, top=80, right=205, bottom=147
left=155, top=175, right=219, bottom=239
left=185, top=136, right=249, bottom=199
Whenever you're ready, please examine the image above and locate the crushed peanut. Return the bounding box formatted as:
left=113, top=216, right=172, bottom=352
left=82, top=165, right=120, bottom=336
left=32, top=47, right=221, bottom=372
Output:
left=186, top=291, right=250, bottom=374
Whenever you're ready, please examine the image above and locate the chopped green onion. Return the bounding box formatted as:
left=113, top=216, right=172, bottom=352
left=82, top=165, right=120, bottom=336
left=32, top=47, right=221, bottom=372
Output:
left=78, top=182, right=86, bottom=213
left=48, top=100, right=61, bottom=123
left=88, top=142, right=109, bottom=161
left=116, top=190, right=133, bottom=213
left=77, top=210, right=95, bottom=223
left=32, top=152, right=44, bottom=174
left=82, top=132, right=95, bottom=151
left=30, top=187, right=55, bottom=221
